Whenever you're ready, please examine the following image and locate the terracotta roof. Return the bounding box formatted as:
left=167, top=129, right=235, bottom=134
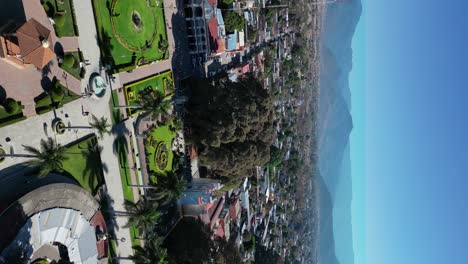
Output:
left=208, top=17, right=224, bottom=55
left=16, top=18, right=55, bottom=69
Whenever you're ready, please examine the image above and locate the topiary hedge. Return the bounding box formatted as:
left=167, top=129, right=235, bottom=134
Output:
left=51, top=86, right=65, bottom=103
left=3, top=98, right=19, bottom=114
left=63, top=54, right=76, bottom=68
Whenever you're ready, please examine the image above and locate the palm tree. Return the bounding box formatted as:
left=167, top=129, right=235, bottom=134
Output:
left=89, top=114, right=111, bottom=138
left=61, top=115, right=110, bottom=138
left=131, top=236, right=168, bottom=264
left=150, top=171, right=187, bottom=205
left=114, top=90, right=172, bottom=121
left=124, top=196, right=162, bottom=235
left=0, top=137, right=69, bottom=177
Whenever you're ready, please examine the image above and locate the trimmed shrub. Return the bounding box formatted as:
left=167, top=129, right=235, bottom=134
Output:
left=63, top=54, right=75, bottom=68
left=4, top=98, right=19, bottom=114
left=54, top=14, right=65, bottom=27
left=51, top=84, right=64, bottom=103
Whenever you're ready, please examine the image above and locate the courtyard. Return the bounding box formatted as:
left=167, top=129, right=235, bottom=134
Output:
left=92, top=0, right=169, bottom=73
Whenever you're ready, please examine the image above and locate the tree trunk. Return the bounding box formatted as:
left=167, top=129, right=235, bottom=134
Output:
left=128, top=184, right=158, bottom=189
left=114, top=105, right=142, bottom=109
left=0, top=154, right=36, bottom=158
left=66, top=126, right=93, bottom=129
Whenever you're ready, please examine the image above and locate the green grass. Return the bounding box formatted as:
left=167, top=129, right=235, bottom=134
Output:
left=34, top=82, right=80, bottom=115
left=114, top=135, right=135, bottom=202
left=124, top=71, right=174, bottom=116
left=60, top=52, right=84, bottom=80
left=61, top=136, right=104, bottom=195
left=130, top=227, right=141, bottom=247
left=114, top=135, right=141, bottom=247
left=41, top=0, right=78, bottom=37
left=145, top=124, right=176, bottom=174
left=109, top=89, right=122, bottom=125
left=92, top=0, right=169, bottom=72
left=0, top=101, right=25, bottom=127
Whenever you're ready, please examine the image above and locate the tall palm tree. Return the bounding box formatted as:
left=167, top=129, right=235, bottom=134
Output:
left=131, top=236, right=168, bottom=264
left=89, top=114, right=111, bottom=138
left=150, top=172, right=187, bottom=205
left=114, top=90, right=172, bottom=121
left=15, top=137, right=68, bottom=177
left=124, top=196, right=161, bottom=235
left=140, top=90, right=172, bottom=121
left=61, top=115, right=110, bottom=138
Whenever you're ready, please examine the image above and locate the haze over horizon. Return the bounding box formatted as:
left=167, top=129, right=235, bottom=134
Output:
left=318, top=0, right=363, bottom=264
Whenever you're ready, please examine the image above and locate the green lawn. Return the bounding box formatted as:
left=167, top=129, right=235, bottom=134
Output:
left=109, top=89, right=122, bottom=125
left=145, top=124, right=176, bottom=174
left=62, top=136, right=104, bottom=195
left=34, top=82, right=80, bottom=115
left=124, top=71, right=174, bottom=116
left=60, top=52, right=84, bottom=80
left=113, top=135, right=142, bottom=246
left=41, top=0, right=78, bottom=37
left=0, top=101, right=25, bottom=128
left=92, top=0, right=169, bottom=72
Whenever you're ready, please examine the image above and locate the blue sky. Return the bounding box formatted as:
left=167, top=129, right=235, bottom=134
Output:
left=350, top=0, right=468, bottom=263
left=349, top=0, right=365, bottom=263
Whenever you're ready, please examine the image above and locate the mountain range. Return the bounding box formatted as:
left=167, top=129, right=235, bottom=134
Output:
left=317, top=1, right=362, bottom=264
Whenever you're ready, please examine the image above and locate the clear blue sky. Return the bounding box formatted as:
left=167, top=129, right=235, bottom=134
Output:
left=349, top=0, right=365, bottom=264
left=351, top=0, right=468, bottom=263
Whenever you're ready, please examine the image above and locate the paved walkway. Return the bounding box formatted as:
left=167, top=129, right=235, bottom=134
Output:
left=72, top=0, right=132, bottom=260
left=59, top=37, right=80, bottom=52
left=117, top=60, right=172, bottom=85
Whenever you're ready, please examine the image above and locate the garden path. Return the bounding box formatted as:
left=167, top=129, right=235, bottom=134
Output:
left=72, top=0, right=131, bottom=260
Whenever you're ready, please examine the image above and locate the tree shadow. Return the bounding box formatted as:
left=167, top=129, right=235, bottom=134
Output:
left=40, top=76, right=53, bottom=93
left=79, top=138, right=106, bottom=195
left=98, top=185, right=120, bottom=241
left=54, top=42, right=64, bottom=58
left=0, top=85, right=6, bottom=103
left=170, top=13, right=192, bottom=81
left=113, top=134, right=128, bottom=169
left=99, top=28, right=115, bottom=72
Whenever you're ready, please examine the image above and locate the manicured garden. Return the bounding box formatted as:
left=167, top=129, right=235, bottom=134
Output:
left=0, top=98, right=25, bottom=128
left=34, top=79, right=80, bottom=115
left=41, top=0, right=79, bottom=37
left=124, top=71, right=174, bottom=116
left=60, top=52, right=85, bottom=80
left=145, top=123, right=177, bottom=175
left=62, top=135, right=104, bottom=195
left=92, top=0, right=169, bottom=73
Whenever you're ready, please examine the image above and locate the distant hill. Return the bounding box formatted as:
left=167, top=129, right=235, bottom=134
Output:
left=318, top=1, right=362, bottom=264
left=317, top=171, right=340, bottom=264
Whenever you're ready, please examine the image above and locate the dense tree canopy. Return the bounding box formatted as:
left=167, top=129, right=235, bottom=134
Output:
left=224, top=11, right=245, bottom=33
left=187, top=76, right=275, bottom=179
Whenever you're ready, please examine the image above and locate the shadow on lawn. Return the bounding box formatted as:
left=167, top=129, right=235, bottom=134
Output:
left=80, top=139, right=106, bottom=195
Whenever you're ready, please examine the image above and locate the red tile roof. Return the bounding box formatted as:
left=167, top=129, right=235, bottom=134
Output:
left=90, top=211, right=108, bottom=259
left=208, top=17, right=224, bottom=55
left=16, top=18, right=55, bottom=69
left=229, top=197, right=240, bottom=220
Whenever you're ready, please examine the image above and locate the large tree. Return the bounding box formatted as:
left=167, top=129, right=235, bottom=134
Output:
left=164, top=218, right=220, bottom=263
left=131, top=236, right=168, bottom=264
left=187, top=76, right=275, bottom=178
left=149, top=172, right=187, bottom=205
left=114, top=89, right=172, bottom=121
left=224, top=11, right=245, bottom=33
left=1, top=137, right=69, bottom=177
left=124, top=196, right=161, bottom=236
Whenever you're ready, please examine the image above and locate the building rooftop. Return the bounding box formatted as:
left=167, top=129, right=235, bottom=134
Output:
left=16, top=18, right=54, bottom=69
